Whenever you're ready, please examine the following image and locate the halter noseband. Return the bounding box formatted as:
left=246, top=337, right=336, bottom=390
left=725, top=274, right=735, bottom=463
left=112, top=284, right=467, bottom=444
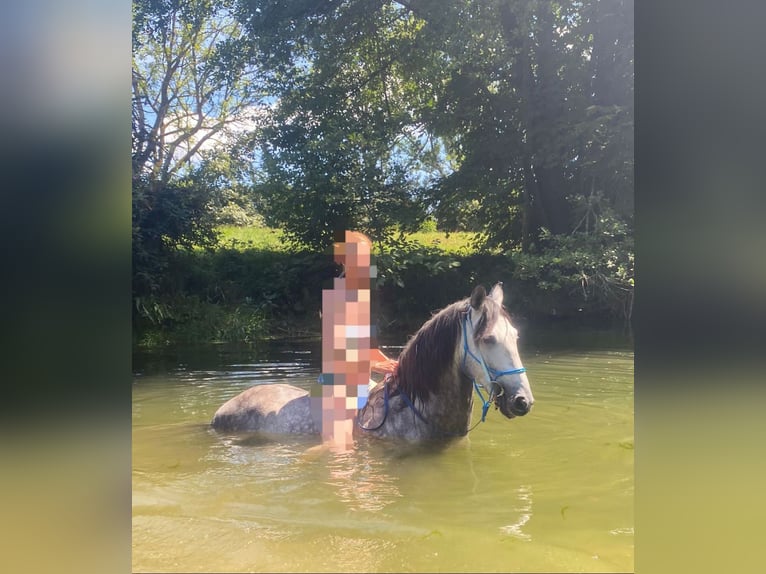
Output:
left=462, top=306, right=526, bottom=422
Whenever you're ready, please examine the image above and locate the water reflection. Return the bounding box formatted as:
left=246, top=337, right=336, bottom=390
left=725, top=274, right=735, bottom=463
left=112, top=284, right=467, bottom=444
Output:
left=203, top=429, right=404, bottom=514
left=322, top=447, right=403, bottom=513
left=133, top=338, right=634, bottom=573
left=204, top=431, right=314, bottom=477
left=499, top=484, right=534, bottom=541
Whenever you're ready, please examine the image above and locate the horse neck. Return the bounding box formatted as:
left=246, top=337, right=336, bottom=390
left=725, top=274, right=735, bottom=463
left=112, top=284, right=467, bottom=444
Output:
left=393, top=302, right=466, bottom=401
left=402, top=353, right=475, bottom=433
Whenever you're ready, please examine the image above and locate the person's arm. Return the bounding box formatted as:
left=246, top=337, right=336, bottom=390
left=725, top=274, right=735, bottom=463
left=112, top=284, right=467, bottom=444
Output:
left=370, top=348, right=398, bottom=375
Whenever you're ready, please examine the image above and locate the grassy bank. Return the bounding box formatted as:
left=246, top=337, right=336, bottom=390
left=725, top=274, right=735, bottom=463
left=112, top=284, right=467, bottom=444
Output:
left=134, top=225, right=630, bottom=348
left=214, top=225, right=480, bottom=254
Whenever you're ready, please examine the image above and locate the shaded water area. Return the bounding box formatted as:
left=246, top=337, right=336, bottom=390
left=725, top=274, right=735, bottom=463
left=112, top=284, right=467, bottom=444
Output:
left=133, top=327, right=633, bottom=572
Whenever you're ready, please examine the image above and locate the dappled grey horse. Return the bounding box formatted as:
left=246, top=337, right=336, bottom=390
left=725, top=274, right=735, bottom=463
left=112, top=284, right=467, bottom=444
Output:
left=211, top=284, right=534, bottom=443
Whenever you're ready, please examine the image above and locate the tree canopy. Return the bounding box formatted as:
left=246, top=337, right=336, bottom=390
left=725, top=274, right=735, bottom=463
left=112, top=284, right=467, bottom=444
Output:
left=132, top=0, right=634, bottom=323
left=238, top=0, right=633, bottom=251
left=132, top=0, right=268, bottom=294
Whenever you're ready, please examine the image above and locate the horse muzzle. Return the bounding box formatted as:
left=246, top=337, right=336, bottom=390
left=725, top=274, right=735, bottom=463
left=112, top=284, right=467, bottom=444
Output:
left=496, top=392, right=534, bottom=418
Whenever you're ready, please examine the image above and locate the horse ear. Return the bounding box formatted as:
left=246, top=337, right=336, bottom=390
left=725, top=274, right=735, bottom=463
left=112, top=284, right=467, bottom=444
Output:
left=489, top=282, right=504, bottom=305
left=470, top=285, right=487, bottom=310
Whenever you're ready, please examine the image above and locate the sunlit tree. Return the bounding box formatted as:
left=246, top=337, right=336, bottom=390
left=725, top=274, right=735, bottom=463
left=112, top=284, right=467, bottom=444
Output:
left=132, top=0, right=266, bottom=294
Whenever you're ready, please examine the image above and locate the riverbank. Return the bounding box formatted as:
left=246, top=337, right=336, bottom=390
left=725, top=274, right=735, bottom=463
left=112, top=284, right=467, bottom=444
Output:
left=133, top=226, right=632, bottom=349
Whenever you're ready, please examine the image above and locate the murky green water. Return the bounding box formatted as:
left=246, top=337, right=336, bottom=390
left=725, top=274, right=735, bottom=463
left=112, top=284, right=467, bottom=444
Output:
left=133, top=330, right=633, bottom=572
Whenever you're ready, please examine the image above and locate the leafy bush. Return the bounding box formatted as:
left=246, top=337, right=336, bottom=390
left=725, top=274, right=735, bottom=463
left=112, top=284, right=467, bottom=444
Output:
left=133, top=295, right=268, bottom=346
left=417, top=216, right=438, bottom=233
left=512, top=219, right=634, bottom=322
left=374, top=236, right=522, bottom=331
left=132, top=177, right=219, bottom=296
left=133, top=243, right=338, bottom=347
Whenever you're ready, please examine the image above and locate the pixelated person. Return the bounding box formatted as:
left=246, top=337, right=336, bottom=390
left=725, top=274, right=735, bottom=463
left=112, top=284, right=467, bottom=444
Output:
left=310, top=231, right=394, bottom=449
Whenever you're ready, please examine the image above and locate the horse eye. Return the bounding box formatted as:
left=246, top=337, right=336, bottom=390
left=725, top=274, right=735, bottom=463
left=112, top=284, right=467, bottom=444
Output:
left=482, top=335, right=497, bottom=345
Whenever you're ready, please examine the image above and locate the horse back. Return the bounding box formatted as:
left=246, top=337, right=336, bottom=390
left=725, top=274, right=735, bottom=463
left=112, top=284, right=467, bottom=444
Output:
left=210, top=383, right=319, bottom=434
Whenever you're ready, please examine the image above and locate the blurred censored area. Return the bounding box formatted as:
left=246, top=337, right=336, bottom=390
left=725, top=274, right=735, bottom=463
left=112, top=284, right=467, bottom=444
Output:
left=311, top=231, right=378, bottom=448
left=0, top=3, right=130, bottom=574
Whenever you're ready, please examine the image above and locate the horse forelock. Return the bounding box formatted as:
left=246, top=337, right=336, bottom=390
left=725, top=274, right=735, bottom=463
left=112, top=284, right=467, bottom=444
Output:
left=473, top=295, right=509, bottom=340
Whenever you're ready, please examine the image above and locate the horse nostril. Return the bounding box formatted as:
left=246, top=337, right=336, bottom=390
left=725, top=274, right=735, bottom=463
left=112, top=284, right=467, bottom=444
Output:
left=513, top=395, right=529, bottom=413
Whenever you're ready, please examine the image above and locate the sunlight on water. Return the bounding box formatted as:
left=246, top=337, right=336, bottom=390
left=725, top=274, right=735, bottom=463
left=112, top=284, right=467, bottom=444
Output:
left=133, top=334, right=633, bottom=572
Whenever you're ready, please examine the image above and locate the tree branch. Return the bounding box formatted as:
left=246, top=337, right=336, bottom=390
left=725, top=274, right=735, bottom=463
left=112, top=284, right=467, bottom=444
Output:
left=392, top=0, right=430, bottom=23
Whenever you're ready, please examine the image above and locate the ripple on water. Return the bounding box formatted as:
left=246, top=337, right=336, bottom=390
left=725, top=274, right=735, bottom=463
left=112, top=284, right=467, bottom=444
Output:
left=133, top=342, right=633, bottom=573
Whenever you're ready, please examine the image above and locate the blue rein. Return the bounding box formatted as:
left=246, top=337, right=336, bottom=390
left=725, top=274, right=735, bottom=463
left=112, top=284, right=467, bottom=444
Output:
left=462, top=308, right=526, bottom=422
left=357, top=373, right=429, bottom=432
left=357, top=376, right=391, bottom=431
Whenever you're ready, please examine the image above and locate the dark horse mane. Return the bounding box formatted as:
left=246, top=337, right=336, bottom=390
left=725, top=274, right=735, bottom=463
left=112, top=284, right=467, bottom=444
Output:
left=391, top=292, right=509, bottom=404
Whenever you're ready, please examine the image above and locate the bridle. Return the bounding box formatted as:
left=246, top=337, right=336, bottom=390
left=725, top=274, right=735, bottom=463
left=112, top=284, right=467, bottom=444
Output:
left=357, top=304, right=528, bottom=434
left=461, top=306, right=526, bottom=422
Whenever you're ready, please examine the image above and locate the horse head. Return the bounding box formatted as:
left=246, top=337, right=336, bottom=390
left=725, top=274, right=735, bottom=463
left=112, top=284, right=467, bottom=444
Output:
left=463, top=283, right=535, bottom=418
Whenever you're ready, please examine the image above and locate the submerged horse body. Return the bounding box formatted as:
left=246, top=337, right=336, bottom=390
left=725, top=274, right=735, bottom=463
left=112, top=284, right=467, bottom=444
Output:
left=211, top=284, right=534, bottom=443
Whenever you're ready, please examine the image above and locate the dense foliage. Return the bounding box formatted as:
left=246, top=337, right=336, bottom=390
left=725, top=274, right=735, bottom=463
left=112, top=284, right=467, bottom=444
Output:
left=239, top=0, right=633, bottom=249
left=132, top=0, right=633, bottom=345
left=132, top=0, right=267, bottom=295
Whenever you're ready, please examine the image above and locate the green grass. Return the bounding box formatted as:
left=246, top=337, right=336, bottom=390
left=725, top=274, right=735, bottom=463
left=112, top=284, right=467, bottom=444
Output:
left=215, top=225, right=290, bottom=251
left=215, top=224, right=479, bottom=254
left=404, top=230, right=480, bottom=254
